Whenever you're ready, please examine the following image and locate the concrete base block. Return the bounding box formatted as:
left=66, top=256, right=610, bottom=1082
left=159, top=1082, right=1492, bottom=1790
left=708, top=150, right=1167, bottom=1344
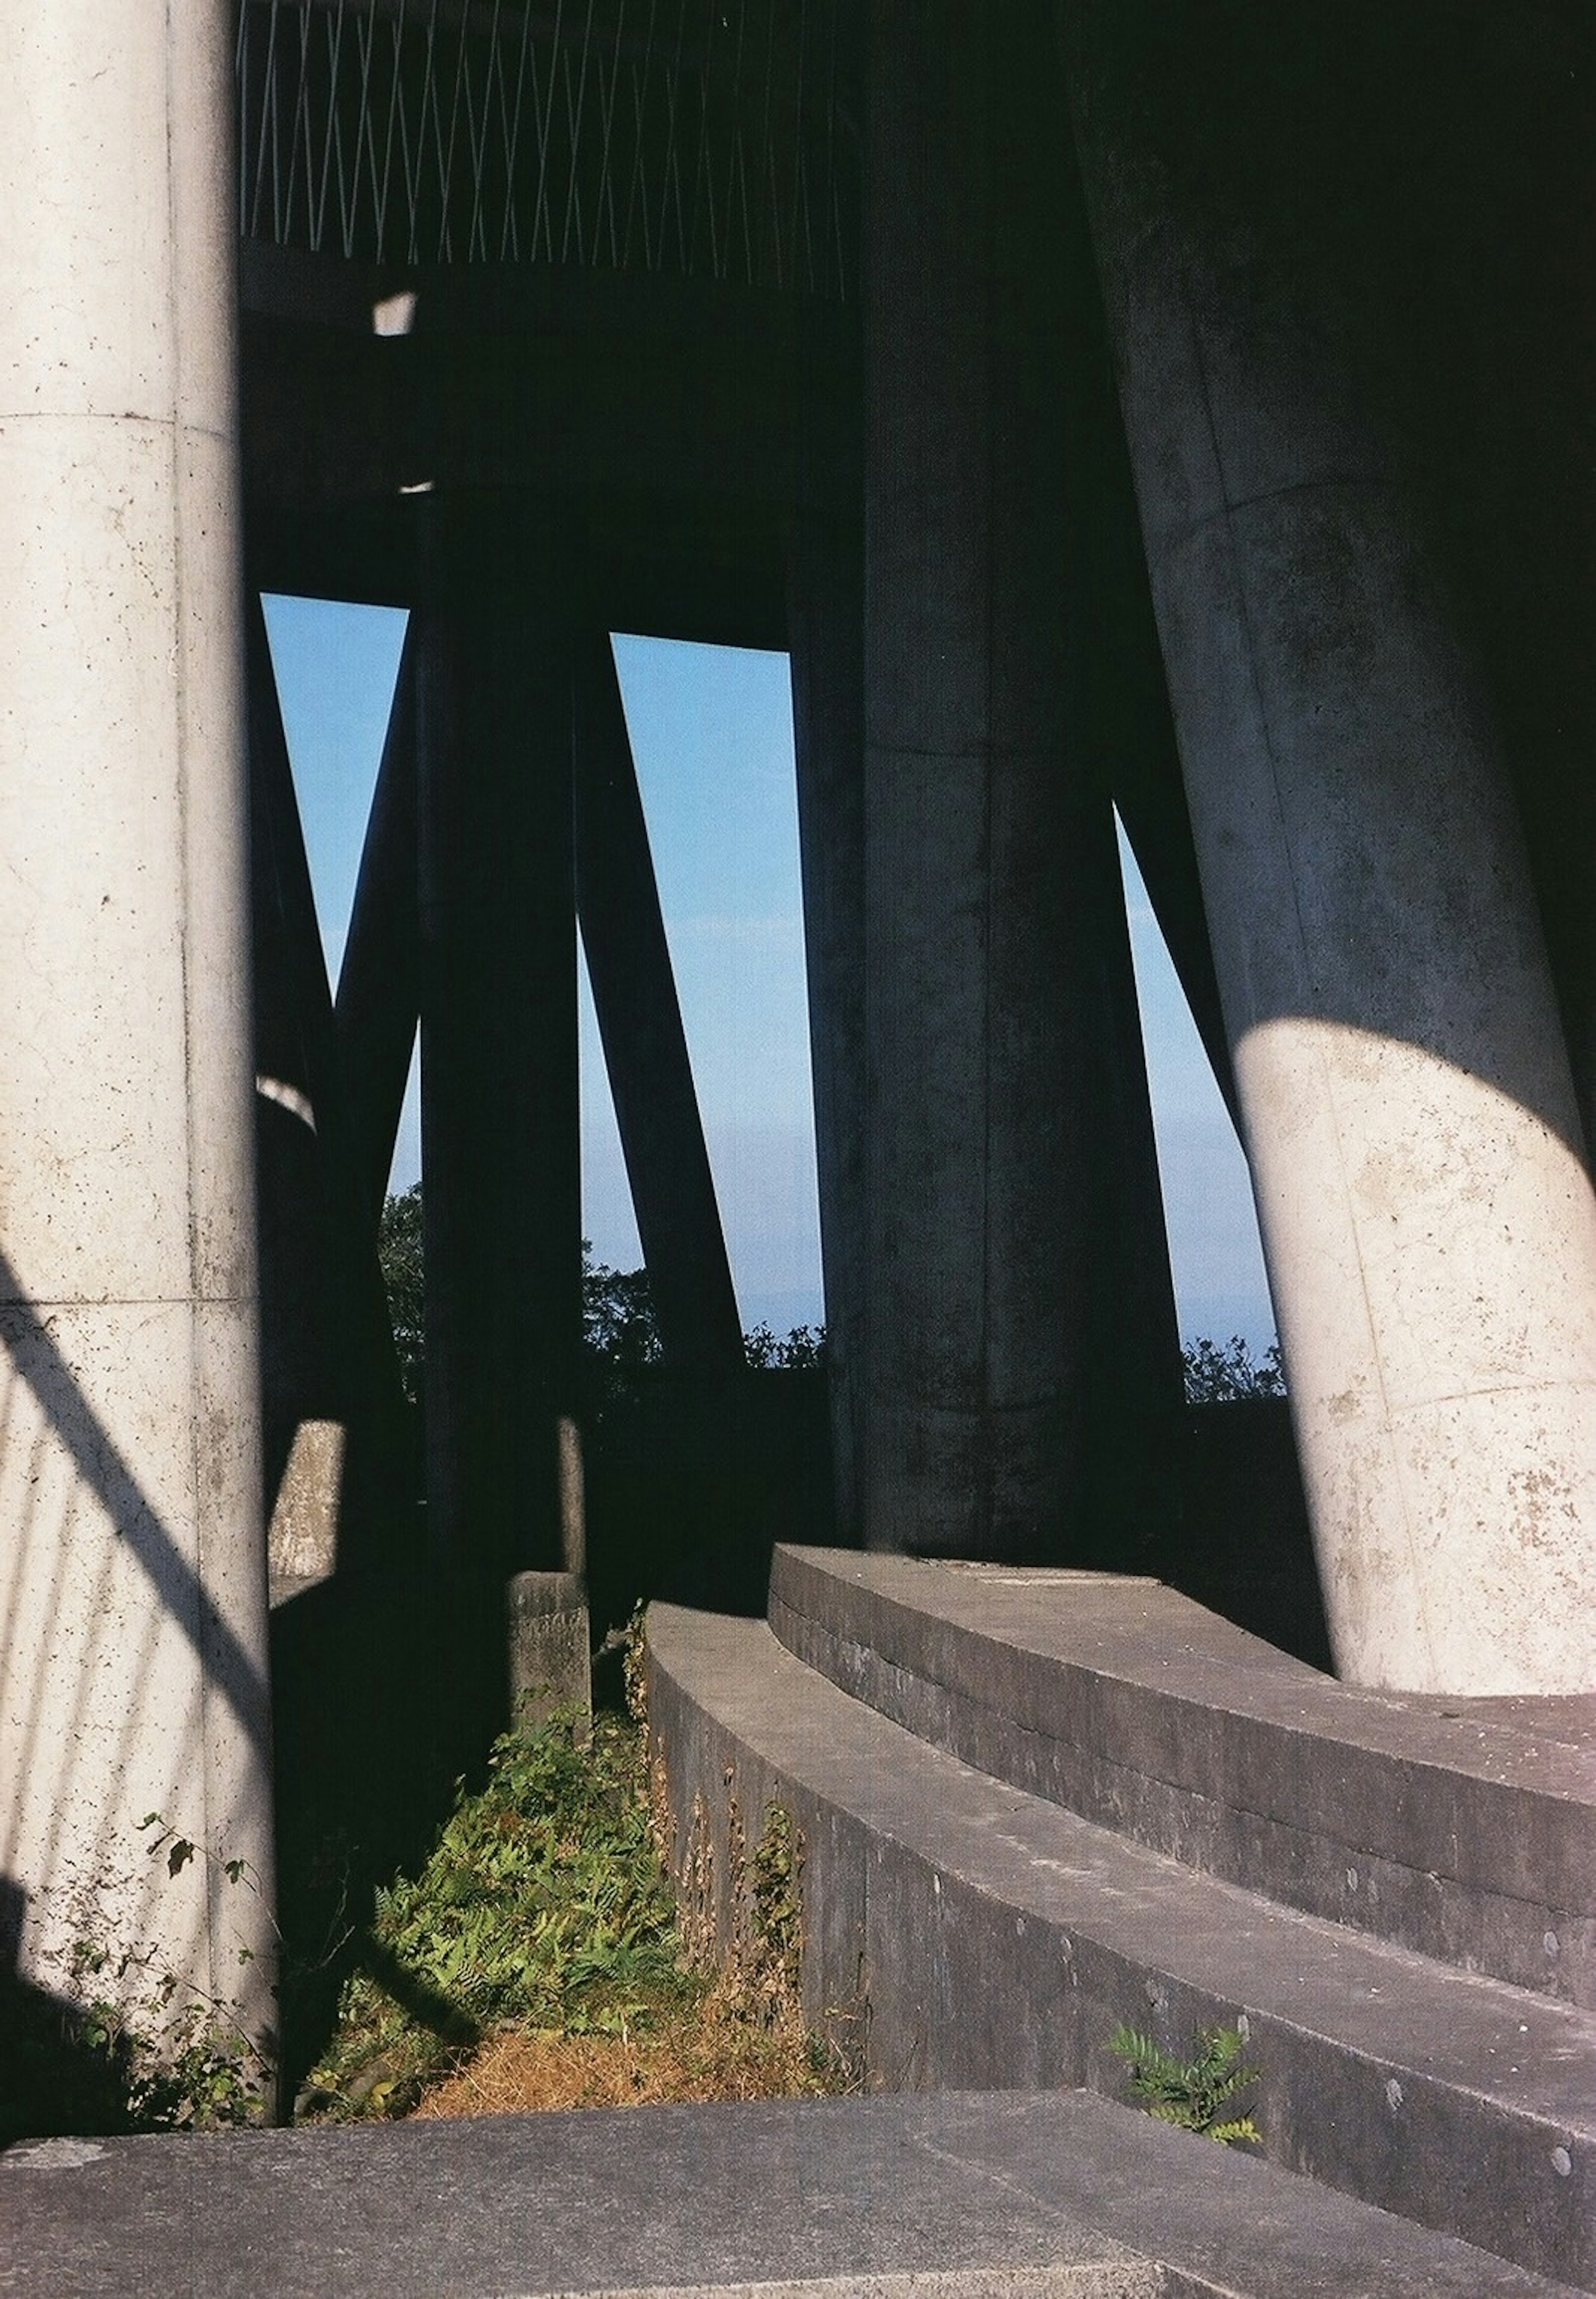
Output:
left=506, top=1570, right=591, bottom=1730
left=266, top=1418, right=345, bottom=1599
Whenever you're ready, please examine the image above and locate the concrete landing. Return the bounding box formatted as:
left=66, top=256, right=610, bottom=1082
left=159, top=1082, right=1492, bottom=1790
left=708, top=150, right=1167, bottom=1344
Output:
left=1, top=2089, right=1581, bottom=2298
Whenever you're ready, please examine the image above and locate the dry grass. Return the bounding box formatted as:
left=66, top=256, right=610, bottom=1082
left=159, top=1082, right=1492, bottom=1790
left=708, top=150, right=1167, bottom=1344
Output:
left=415, top=1967, right=840, bottom=2118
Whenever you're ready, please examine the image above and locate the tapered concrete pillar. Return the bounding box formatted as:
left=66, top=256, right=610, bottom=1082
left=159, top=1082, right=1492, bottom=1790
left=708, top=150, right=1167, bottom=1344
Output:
left=249, top=596, right=413, bottom=1592
left=1066, top=1, right=1596, bottom=1690
left=415, top=530, right=580, bottom=1611
left=335, top=631, right=421, bottom=1230
left=862, top=0, right=1179, bottom=1562
left=0, top=0, right=277, bottom=2081
left=573, top=631, right=744, bottom=1382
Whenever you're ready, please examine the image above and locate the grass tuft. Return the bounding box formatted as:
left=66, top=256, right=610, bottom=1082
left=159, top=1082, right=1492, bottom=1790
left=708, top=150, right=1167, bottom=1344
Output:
left=299, top=1705, right=843, bottom=2121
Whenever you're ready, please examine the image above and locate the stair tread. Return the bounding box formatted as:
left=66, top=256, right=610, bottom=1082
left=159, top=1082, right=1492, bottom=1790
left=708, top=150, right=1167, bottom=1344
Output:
left=653, top=1604, right=1596, bottom=2138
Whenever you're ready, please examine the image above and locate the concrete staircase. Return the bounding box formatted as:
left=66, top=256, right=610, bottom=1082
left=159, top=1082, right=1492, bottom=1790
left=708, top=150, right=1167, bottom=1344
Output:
left=647, top=1545, right=1596, bottom=2293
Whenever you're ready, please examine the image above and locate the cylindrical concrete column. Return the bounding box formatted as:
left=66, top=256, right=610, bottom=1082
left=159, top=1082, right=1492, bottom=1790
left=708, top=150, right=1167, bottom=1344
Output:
left=1066, top=1, right=1596, bottom=1690
left=862, top=0, right=1179, bottom=1562
left=415, top=527, right=580, bottom=1611
left=0, top=0, right=277, bottom=2082
left=573, top=630, right=744, bottom=1382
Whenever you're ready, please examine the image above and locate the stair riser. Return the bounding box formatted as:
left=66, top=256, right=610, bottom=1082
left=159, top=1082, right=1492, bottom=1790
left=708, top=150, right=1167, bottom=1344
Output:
left=770, top=1567, right=1594, bottom=2009
left=649, top=1644, right=1595, bottom=2291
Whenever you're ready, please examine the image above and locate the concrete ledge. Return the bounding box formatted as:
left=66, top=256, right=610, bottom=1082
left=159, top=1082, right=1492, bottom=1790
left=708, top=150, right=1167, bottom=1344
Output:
left=646, top=1605, right=1596, bottom=2291
left=768, top=1547, right=1596, bottom=2008
left=2, top=2090, right=1584, bottom=2297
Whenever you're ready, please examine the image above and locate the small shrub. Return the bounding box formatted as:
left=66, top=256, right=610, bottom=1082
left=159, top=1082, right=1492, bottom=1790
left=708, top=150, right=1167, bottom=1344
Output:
left=1107, top=2021, right=1261, bottom=2145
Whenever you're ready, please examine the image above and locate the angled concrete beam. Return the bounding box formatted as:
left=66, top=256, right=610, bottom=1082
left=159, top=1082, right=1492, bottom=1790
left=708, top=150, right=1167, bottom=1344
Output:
left=573, top=632, right=745, bottom=1382
left=334, top=627, right=421, bottom=1229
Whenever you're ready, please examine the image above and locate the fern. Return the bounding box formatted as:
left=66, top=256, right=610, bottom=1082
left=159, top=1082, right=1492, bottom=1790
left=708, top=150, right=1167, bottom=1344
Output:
left=1107, top=2021, right=1261, bottom=2144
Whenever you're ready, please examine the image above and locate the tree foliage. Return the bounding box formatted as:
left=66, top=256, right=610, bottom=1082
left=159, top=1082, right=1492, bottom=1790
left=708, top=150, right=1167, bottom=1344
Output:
left=378, top=1184, right=425, bottom=1403
left=374, top=1189, right=826, bottom=1404
left=1180, top=1334, right=1286, bottom=1406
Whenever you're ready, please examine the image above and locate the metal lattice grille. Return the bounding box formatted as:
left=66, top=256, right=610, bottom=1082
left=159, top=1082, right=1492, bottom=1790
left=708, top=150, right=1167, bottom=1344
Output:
left=236, top=0, right=858, bottom=297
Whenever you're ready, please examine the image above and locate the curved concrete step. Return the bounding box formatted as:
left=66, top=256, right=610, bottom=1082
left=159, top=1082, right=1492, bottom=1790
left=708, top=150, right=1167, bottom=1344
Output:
left=767, top=1547, right=1596, bottom=2011
left=646, top=1603, right=1596, bottom=2292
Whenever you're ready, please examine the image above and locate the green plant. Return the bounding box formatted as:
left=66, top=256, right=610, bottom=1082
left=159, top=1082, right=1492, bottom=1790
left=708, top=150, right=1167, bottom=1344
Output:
left=305, top=1710, right=695, bottom=2116
left=56, top=1816, right=277, bottom=2132
left=1107, top=2021, right=1261, bottom=2144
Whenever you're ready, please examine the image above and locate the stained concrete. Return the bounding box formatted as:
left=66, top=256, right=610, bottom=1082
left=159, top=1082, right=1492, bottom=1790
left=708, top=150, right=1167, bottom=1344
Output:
left=2, top=2089, right=1584, bottom=2299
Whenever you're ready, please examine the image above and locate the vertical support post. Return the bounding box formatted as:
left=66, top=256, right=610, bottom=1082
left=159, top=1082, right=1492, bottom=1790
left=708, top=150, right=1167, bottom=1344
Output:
left=572, top=631, right=745, bottom=1380
left=861, top=0, right=1180, bottom=1560
left=1066, top=0, right=1596, bottom=1690
left=0, top=0, right=276, bottom=2080
left=415, top=516, right=581, bottom=1674
left=788, top=507, right=868, bottom=1539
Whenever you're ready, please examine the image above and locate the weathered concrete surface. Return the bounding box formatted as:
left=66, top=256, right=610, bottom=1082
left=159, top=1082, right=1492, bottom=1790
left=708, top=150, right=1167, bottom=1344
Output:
left=768, top=1548, right=1596, bottom=2007
left=506, top=1570, right=592, bottom=1729
left=2, top=2089, right=1584, bottom=2298
left=860, top=0, right=1180, bottom=1564
left=0, top=0, right=276, bottom=2058
left=266, top=1419, right=345, bottom=1595
left=1062, top=0, right=1596, bottom=1695
left=648, top=1604, right=1596, bottom=2289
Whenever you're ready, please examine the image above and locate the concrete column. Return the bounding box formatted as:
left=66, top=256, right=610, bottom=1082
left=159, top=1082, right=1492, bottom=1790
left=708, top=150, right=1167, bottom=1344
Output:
left=1065, top=0, right=1596, bottom=1690
left=335, top=630, right=420, bottom=1230
left=572, top=630, right=744, bottom=1382
left=415, top=529, right=580, bottom=1609
left=248, top=596, right=412, bottom=1593
left=248, top=593, right=346, bottom=1583
left=0, top=0, right=277, bottom=2085
left=862, top=0, right=1179, bottom=1561
left=788, top=512, right=867, bottom=1538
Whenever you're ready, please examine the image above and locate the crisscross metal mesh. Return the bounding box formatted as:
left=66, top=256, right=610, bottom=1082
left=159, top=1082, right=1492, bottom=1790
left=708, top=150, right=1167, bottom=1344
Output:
left=235, top=0, right=858, bottom=297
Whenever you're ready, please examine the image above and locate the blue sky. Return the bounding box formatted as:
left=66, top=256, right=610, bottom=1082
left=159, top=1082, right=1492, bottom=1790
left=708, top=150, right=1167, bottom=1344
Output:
left=261, top=596, right=1275, bottom=1348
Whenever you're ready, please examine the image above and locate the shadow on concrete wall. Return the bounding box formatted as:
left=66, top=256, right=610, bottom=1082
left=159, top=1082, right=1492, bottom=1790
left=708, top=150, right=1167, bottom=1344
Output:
left=0, top=1880, right=141, bottom=2149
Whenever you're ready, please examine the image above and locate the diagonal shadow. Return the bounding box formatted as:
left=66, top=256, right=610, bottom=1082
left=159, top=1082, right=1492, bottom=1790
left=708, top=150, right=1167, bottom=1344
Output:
left=0, top=1252, right=270, bottom=1765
